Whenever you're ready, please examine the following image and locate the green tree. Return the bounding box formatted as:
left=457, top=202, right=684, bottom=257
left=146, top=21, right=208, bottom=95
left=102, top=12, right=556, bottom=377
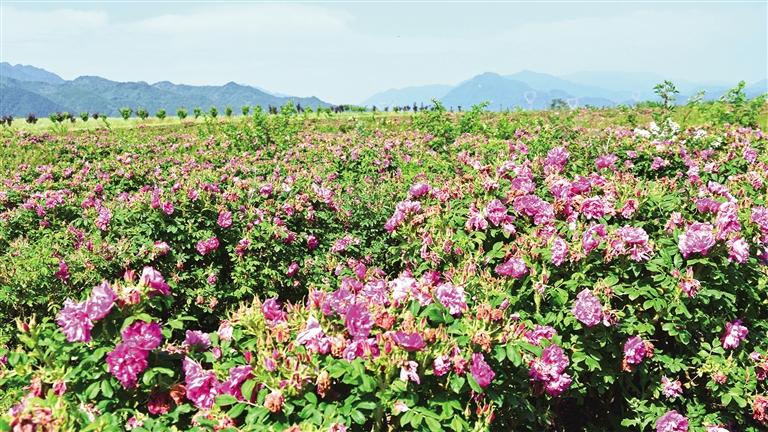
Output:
left=653, top=80, right=679, bottom=111
left=177, top=108, right=188, bottom=120
left=119, top=107, right=132, bottom=120
left=225, top=106, right=233, bottom=117
left=550, top=98, right=569, bottom=110
left=209, top=107, right=218, bottom=118
left=241, top=106, right=250, bottom=116
left=155, top=109, right=167, bottom=120
left=193, top=107, right=202, bottom=119
left=136, top=108, right=149, bottom=120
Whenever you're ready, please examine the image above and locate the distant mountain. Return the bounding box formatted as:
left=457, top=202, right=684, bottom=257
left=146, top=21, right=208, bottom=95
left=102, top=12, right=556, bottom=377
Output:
left=362, top=84, right=452, bottom=108
left=504, top=70, right=628, bottom=101
left=440, top=72, right=615, bottom=110
left=745, top=79, right=768, bottom=98
left=361, top=70, right=765, bottom=111
left=0, top=62, right=65, bottom=85
left=560, top=70, right=666, bottom=98
left=151, top=81, right=327, bottom=112
left=442, top=72, right=540, bottom=109
left=0, top=65, right=331, bottom=117
left=0, top=83, right=64, bottom=117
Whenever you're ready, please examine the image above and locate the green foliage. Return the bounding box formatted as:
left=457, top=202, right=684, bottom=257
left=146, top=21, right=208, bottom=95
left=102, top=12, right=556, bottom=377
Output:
left=156, top=109, right=167, bottom=120
left=706, top=81, right=767, bottom=127
left=176, top=108, right=188, bottom=120
left=119, top=107, right=133, bottom=120
left=136, top=107, right=149, bottom=120
left=412, top=99, right=456, bottom=151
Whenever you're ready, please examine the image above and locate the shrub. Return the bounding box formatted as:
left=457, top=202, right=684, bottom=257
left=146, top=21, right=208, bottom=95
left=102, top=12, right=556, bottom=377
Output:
left=119, top=107, right=133, bottom=120
left=0, top=107, right=766, bottom=431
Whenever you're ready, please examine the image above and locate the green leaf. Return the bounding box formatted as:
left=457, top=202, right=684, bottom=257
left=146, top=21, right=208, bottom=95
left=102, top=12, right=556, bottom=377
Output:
left=227, top=403, right=246, bottom=419
left=357, top=401, right=377, bottom=411
left=466, top=375, right=483, bottom=393
left=100, top=380, right=113, bottom=398
left=449, top=375, right=465, bottom=394
left=85, top=381, right=100, bottom=399
left=241, top=379, right=256, bottom=401
left=425, top=417, right=443, bottom=432
left=216, top=394, right=238, bottom=406
left=350, top=409, right=366, bottom=424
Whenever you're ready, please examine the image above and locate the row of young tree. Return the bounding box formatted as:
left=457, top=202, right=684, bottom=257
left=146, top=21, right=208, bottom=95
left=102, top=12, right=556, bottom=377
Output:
left=3, top=101, right=474, bottom=126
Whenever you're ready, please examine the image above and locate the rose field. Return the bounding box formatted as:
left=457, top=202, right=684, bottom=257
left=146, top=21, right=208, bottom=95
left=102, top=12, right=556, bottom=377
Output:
left=0, top=98, right=767, bottom=431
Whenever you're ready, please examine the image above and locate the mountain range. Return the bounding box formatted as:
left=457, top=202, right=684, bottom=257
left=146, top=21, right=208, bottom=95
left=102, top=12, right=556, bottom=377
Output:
left=1, top=62, right=766, bottom=117
left=363, top=70, right=767, bottom=110
left=0, top=62, right=330, bottom=117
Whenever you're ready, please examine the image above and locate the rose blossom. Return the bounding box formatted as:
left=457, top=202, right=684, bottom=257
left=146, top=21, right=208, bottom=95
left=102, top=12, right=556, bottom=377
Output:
left=470, top=353, right=495, bottom=388
left=661, top=376, right=683, bottom=398
left=261, top=298, right=286, bottom=324
left=183, top=357, right=219, bottom=409
left=434, top=282, right=467, bottom=316
left=56, top=300, right=94, bottom=342
left=107, top=343, right=149, bottom=389
left=264, top=390, right=284, bottom=413
left=147, top=391, right=173, bottom=415
left=529, top=345, right=571, bottom=396
left=433, top=355, right=451, bottom=376
left=219, top=365, right=253, bottom=400
left=392, top=331, right=426, bottom=352
left=678, top=223, right=716, bottom=258
left=727, top=237, right=749, bottom=263
left=495, top=257, right=528, bottom=279
left=721, top=320, right=748, bottom=349
left=183, top=330, right=212, bottom=350
left=551, top=236, right=568, bottom=266
left=400, top=361, right=420, bottom=384
left=217, top=210, right=233, bottom=228
left=122, top=321, right=163, bottom=350
left=655, top=410, right=688, bottom=432
left=345, top=304, right=373, bottom=340
left=571, top=289, right=603, bottom=327
left=139, top=266, right=171, bottom=296
left=623, top=336, right=651, bottom=368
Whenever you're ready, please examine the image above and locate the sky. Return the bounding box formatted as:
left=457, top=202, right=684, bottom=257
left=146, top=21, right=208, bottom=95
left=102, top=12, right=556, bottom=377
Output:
left=1, top=1, right=766, bottom=104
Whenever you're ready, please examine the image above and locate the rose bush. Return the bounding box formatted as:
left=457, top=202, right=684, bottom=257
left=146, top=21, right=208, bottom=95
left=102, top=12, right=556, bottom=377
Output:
left=0, top=104, right=767, bottom=430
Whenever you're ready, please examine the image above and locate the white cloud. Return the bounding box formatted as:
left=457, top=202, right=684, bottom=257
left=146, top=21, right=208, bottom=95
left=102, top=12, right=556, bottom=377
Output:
left=134, top=4, right=351, bottom=36
left=3, top=8, right=108, bottom=42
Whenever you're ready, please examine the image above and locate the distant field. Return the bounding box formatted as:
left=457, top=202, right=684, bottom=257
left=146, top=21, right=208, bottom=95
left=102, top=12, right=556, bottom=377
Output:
left=5, top=104, right=767, bottom=134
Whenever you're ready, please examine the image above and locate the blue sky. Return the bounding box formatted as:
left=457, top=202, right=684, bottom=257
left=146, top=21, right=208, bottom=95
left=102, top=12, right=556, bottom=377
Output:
left=1, top=1, right=766, bottom=103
